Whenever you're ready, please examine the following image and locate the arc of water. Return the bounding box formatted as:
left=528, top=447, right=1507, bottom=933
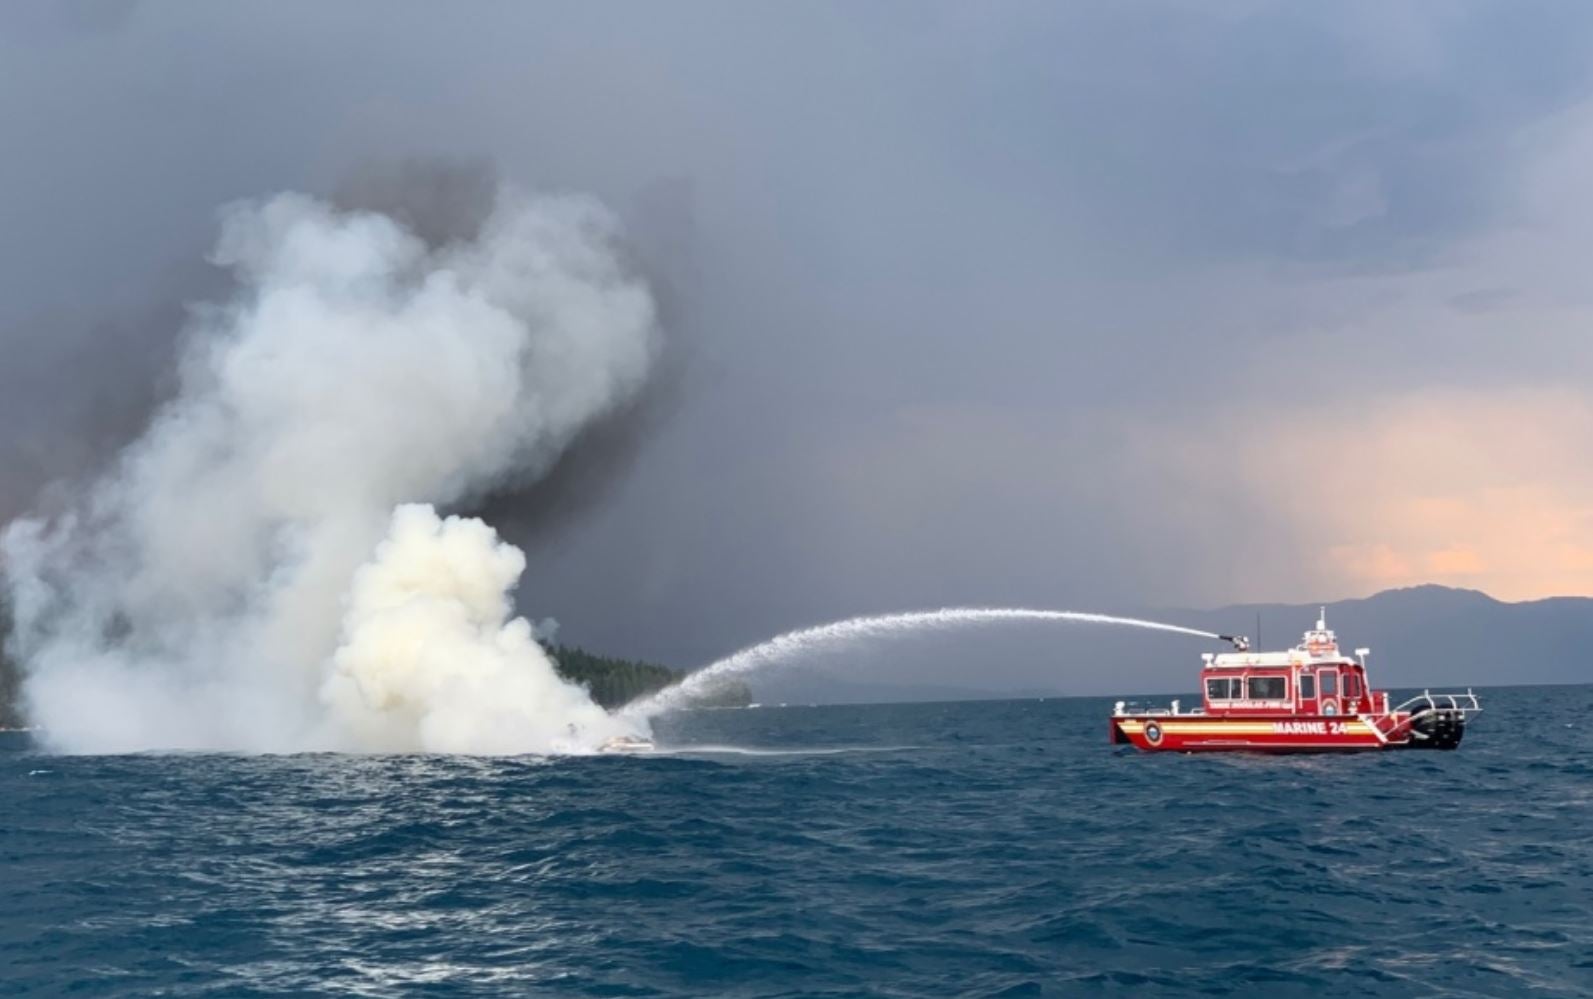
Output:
left=621, top=608, right=1219, bottom=720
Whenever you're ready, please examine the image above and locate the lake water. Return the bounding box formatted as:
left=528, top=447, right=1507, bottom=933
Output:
left=3, top=685, right=1590, bottom=996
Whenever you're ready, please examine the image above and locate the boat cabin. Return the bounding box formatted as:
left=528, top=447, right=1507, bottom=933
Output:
left=1199, top=614, right=1386, bottom=718
left=1110, top=609, right=1480, bottom=752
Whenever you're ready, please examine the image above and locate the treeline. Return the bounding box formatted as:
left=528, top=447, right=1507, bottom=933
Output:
left=0, top=602, right=748, bottom=727
left=551, top=645, right=676, bottom=709
left=551, top=644, right=752, bottom=710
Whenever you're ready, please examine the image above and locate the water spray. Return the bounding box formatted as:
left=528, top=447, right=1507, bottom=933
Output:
left=623, top=608, right=1226, bottom=720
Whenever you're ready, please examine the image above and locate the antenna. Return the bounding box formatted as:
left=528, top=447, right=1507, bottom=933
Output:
left=1256, top=611, right=1261, bottom=651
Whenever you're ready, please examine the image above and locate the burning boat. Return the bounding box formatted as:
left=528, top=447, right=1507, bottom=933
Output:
left=1111, top=612, right=1480, bottom=752
left=598, top=734, right=656, bottom=754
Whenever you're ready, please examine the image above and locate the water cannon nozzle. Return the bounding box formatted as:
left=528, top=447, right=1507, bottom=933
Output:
left=1218, top=634, right=1251, bottom=652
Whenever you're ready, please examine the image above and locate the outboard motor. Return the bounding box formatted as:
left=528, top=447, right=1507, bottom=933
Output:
left=1407, top=704, right=1466, bottom=750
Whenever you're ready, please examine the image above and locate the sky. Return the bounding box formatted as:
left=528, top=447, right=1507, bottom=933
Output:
left=6, top=1, right=1593, bottom=673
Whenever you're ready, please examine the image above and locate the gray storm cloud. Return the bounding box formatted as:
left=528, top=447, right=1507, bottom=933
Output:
left=6, top=3, right=1593, bottom=693
left=1, top=187, right=657, bottom=751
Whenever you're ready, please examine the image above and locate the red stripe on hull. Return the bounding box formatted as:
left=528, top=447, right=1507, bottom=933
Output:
left=1112, top=714, right=1406, bottom=753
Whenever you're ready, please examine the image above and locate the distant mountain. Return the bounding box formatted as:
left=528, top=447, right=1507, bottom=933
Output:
left=1173, top=585, right=1593, bottom=690
left=751, top=669, right=1063, bottom=706
left=2, top=586, right=1589, bottom=722
left=736, top=586, right=1593, bottom=704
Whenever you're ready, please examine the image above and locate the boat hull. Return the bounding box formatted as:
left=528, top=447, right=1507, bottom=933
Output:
left=1111, top=713, right=1407, bottom=753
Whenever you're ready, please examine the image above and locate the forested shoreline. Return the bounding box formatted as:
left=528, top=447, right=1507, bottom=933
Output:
left=0, top=598, right=746, bottom=728
left=550, top=645, right=752, bottom=710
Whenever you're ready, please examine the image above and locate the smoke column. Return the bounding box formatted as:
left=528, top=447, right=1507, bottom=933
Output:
left=623, top=608, right=1219, bottom=719
left=320, top=504, right=634, bottom=754
left=1, top=187, right=657, bottom=753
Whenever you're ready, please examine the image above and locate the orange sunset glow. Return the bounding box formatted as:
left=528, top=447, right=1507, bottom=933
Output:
left=1235, top=389, right=1593, bottom=602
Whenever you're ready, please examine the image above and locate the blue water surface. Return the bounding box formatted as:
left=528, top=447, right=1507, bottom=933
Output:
left=3, top=686, right=1590, bottom=997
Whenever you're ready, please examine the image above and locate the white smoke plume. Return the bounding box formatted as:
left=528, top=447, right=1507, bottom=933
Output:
left=321, top=505, right=633, bottom=754
left=1, top=187, right=657, bottom=753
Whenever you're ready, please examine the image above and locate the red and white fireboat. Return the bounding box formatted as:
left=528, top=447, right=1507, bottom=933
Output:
left=1111, top=612, right=1481, bottom=752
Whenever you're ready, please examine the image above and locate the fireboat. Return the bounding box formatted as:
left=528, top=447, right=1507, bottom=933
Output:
left=1110, top=612, right=1480, bottom=752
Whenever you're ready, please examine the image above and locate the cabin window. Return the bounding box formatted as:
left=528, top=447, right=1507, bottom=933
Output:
left=1320, top=672, right=1338, bottom=696
left=1298, top=674, right=1316, bottom=699
left=1246, top=676, right=1286, bottom=700
left=1206, top=677, right=1237, bottom=700
left=1344, top=673, right=1361, bottom=699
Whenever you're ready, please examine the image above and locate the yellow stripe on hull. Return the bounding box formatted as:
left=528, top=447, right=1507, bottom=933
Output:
left=1117, top=718, right=1374, bottom=735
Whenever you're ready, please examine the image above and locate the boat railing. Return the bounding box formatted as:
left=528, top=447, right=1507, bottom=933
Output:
left=1392, top=689, right=1482, bottom=717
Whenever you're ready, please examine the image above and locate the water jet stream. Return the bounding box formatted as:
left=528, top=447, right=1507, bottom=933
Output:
left=623, top=608, right=1219, bottom=720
